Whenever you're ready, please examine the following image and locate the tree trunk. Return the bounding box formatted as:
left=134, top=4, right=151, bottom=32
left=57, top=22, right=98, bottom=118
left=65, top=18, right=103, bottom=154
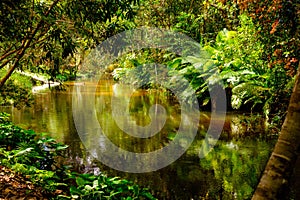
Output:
left=252, top=64, right=300, bottom=199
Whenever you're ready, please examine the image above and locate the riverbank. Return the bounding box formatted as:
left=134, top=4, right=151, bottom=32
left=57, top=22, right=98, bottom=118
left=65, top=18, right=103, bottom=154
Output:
left=16, top=71, right=61, bottom=93
left=1, top=79, right=283, bottom=199
left=0, top=112, right=156, bottom=200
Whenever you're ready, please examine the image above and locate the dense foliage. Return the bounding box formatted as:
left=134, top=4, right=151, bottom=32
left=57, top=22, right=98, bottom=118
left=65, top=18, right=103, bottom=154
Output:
left=111, top=0, right=299, bottom=122
left=0, top=70, right=34, bottom=108
left=0, top=113, right=155, bottom=199
left=1, top=0, right=298, bottom=117
left=0, top=0, right=299, bottom=198
left=0, top=0, right=137, bottom=88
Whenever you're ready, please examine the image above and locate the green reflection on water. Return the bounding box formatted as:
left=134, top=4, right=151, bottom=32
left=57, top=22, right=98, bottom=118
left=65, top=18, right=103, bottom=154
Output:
left=0, top=80, right=276, bottom=199
left=199, top=139, right=274, bottom=199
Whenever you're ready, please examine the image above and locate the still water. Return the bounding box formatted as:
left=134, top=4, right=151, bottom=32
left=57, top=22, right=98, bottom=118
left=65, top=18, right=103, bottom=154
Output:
left=1, top=80, right=276, bottom=199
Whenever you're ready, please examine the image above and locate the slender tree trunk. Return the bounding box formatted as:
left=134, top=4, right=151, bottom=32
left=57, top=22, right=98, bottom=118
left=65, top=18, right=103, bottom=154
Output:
left=252, top=64, right=300, bottom=199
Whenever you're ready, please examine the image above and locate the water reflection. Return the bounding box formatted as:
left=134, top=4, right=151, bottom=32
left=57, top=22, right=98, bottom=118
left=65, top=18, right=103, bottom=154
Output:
left=0, top=80, right=276, bottom=199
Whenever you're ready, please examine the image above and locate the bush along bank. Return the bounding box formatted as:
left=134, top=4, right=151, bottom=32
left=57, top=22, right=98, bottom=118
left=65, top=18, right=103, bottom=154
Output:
left=0, top=112, right=156, bottom=200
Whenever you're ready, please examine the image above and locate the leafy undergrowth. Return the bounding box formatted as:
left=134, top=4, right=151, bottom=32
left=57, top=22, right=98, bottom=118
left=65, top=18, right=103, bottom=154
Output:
left=0, top=70, right=34, bottom=108
left=0, top=112, right=156, bottom=200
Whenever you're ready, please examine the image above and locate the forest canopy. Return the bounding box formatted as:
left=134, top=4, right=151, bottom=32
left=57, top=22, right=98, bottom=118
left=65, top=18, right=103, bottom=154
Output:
left=0, top=0, right=298, bottom=115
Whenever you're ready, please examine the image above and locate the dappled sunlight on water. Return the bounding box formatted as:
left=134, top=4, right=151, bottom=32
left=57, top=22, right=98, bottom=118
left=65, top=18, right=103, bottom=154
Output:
left=0, top=80, right=276, bottom=199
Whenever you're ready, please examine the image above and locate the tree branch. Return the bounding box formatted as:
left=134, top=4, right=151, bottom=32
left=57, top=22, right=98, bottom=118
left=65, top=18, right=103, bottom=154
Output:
left=0, top=47, right=22, bottom=62
left=0, top=0, right=61, bottom=88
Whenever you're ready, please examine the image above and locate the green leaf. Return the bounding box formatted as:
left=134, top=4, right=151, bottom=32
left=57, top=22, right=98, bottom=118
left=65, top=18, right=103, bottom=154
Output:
left=84, top=185, right=93, bottom=191
left=71, top=194, right=79, bottom=199
left=70, top=186, right=82, bottom=195
left=56, top=145, right=68, bottom=150
left=202, top=97, right=210, bottom=106
left=76, top=176, right=87, bottom=186
left=13, top=147, right=33, bottom=157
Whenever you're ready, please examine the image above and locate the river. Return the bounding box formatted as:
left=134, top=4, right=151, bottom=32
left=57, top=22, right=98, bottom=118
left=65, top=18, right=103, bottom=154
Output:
left=1, top=80, right=281, bottom=199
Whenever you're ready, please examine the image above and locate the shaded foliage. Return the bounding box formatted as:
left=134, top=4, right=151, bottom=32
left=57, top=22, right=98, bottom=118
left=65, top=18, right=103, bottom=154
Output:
left=0, top=0, right=138, bottom=88
left=0, top=71, right=34, bottom=108
left=0, top=113, right=156, bottom=199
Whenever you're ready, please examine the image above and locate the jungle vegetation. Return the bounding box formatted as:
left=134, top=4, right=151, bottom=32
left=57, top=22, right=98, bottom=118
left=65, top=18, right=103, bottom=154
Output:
left=0, top=0, right=299, bottom=199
